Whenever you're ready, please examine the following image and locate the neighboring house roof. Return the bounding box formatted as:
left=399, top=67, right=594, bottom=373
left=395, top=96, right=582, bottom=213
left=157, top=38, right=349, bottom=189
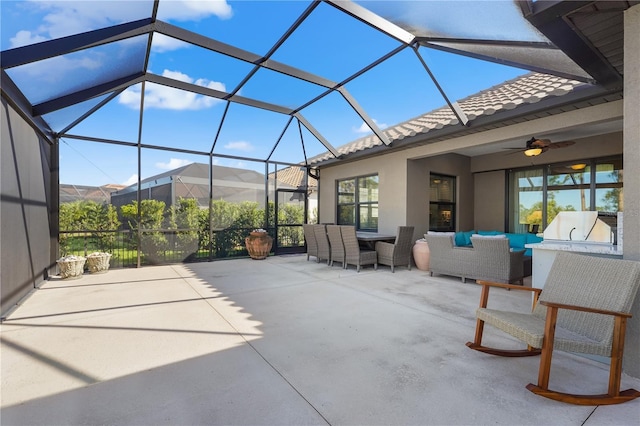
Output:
left=308, top=72, right=613, bottom=166
left=113, top=163, right=265, bottom=195
left=109, top=163, right=269, bottom=207
left=268, top=167, right=318, bottom=191
left=59, top=183, right=125, bottom=204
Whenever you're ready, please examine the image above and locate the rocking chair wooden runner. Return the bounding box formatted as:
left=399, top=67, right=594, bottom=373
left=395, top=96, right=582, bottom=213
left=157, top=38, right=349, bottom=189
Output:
left=466, top=251, right=640, bottom=405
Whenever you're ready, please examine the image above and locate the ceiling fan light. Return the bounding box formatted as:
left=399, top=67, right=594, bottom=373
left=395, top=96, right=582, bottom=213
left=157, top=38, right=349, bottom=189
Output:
left=524, top=147, right=543, bottom=157
left=570, top=163, right=587, bottom=170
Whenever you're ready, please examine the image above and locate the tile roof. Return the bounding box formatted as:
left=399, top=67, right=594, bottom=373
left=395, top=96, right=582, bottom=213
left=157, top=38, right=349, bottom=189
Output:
left=308, top=72, right=587, bottom=165
left=59, top=184, right=126, bottom=204
left=268, top=167, right=317, bottom=190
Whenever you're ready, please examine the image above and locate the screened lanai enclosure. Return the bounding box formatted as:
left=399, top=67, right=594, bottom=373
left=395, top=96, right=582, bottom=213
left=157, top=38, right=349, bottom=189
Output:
left=1, top=0, right=616, bottom=267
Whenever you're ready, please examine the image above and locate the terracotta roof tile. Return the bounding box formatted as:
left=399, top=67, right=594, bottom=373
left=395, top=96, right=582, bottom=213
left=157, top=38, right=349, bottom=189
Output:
left=308, top=72, right=586, bottom=165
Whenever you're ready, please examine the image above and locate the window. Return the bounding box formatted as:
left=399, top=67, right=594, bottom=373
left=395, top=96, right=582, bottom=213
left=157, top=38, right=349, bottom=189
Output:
left=509, top=168, right=544, bottom=234
left=508, top=156, right=623, bottom=233
left=337, top=174, right=378, bottom=231
left=429, top=174, right=456, bottom=231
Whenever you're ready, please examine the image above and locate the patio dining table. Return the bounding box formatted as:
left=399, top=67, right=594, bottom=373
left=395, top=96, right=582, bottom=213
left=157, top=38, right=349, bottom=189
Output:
left=356, top=231, right=396, bottom=250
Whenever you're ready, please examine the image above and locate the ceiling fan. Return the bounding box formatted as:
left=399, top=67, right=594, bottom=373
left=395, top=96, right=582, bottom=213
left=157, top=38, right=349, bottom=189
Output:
left=508, top=137, right=576, bottom=157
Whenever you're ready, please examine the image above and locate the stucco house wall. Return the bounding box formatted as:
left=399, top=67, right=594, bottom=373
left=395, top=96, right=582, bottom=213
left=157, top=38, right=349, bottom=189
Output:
left=473, top=170, right=506, bottom=231
left=319, top=150, right=409, bottom=236
left=319, top=151, right=473, bottom=242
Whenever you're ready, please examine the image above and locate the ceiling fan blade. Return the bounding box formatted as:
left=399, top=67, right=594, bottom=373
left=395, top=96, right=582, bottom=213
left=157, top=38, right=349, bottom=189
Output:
left=548, top=140, right=576, bottom=149
left=532, top=138, right=551, bottom=147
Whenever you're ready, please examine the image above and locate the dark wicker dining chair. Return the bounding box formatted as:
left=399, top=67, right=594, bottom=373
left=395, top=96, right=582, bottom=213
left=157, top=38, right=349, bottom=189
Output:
left=326, top=225, right=345, bottom=267
left=313, top=224, right=331, bottom=265
left=302, top=224, right=318, bottom=262
left=375, top=226, right=414, bottom=272
left=341, top=225, right=377, bottom=272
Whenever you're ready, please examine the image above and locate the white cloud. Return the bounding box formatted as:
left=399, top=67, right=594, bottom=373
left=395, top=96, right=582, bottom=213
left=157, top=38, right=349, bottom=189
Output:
left=9, top=30, right=47, bottom=48
left=16, top=1, right=150, bottom=44
left=151, top=33, right=191, bottom=53
left=155, top=158, right=193, bottom=170
left=15, top=53, right=104, bottom=83
left=354, top=119, right=388, bottom=134
left=123, top=174, right=138, bottom=186
left=11, top=1, right=230, bottom=50
left=224, top=141, right=254, bottom=152
left=118, top=69, right=226, bottom=110
left=157, top=0, right=233, bottom=21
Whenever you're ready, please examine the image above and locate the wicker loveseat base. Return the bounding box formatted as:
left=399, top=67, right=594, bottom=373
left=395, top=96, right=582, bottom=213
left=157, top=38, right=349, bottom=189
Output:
left=424, top=235, right=525, bottom=284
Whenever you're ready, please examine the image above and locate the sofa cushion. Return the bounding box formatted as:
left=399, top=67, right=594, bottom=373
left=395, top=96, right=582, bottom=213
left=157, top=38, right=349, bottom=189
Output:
left=526, top=233, right=543, bottom=244
left=455, top=230, right=475, bottom=247
left=477, top=230, right=502, bottom=236
left=506, top=233, right=527, bottom=250
left=472, top=234, right=506, bottom=239
left=426, top=231, right=455, bottom=237
left=523, top=233, right=543, bottom=256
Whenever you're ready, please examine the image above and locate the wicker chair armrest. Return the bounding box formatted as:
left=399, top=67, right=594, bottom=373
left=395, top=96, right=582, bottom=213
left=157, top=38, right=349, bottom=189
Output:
left=476, top=280, right=542, bottom=310
left=476, top=280, right=542, bottom=294
left=375, top=241, right=395, bottom=255
left=539, top=301, right=632, bottom=318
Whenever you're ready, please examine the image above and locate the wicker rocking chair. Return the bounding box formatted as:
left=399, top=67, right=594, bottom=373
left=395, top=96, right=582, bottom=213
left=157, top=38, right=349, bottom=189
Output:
left=466, top=251, right=640, bottom=405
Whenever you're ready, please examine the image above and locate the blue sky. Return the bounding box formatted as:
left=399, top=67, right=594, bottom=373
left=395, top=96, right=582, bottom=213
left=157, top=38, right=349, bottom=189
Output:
left=1, top=0, right=529, bottom=186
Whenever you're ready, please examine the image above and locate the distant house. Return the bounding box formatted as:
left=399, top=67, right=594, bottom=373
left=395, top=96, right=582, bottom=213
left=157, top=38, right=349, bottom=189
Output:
left=268, top=166, right=319, bottom=219
left=110, top=163, right=269, bottom=210
left=59, top=183, right=125, bottom=204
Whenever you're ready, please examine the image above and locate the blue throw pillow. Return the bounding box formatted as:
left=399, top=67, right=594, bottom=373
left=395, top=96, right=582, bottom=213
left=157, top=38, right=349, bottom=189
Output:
left=478, top=230, right=501, bottom=236
left=506, top=233, right=527, bottom=249
left=526, top=233, right=543, bottom=244
left=455, top=230, right=476, bottom=246
left=463, top=230, right=475, bottom=246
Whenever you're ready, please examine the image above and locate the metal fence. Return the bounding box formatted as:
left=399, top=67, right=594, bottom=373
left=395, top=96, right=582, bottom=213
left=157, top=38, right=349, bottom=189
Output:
left=59, top=225, right=304, bottom=268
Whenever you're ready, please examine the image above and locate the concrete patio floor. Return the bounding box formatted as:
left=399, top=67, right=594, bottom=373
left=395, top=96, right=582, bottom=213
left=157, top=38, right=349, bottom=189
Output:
left=1, top=254, right=639, bottom=425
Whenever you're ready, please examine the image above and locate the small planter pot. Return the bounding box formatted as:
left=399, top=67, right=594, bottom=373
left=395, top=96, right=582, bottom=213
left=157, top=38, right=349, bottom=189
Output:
left=86, top=252, right=112, bottom=274
left=57, top=256, right=86, bottom=279
left=245, top=231, right=273, bottom=260
left=412, top=239, right=430, bottom=271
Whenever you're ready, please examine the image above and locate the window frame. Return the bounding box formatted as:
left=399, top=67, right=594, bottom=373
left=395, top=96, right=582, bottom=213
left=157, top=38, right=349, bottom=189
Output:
left=508, top=156, right=623, bottom=233
left=336, top=173, right=379, bottom=231
left=429, top=173, right=456, bottom=232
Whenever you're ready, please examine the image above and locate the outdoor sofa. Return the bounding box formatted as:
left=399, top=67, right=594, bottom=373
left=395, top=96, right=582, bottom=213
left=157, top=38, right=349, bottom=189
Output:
left=424, top=234, right=525, bottom=285
left=427, top=230, right=541, bottom=277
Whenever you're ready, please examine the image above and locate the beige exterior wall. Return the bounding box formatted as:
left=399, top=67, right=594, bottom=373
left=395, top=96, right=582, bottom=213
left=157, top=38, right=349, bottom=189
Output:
left=319, top=150, right=409, bottom=236
left=473, top=170, right=505, bottom=231
left=319, top=152, right=472, bottom=241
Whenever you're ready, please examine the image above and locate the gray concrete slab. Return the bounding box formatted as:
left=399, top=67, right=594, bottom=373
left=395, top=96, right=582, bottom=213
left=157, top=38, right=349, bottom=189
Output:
left=2, top=255, right=639, bottom=425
